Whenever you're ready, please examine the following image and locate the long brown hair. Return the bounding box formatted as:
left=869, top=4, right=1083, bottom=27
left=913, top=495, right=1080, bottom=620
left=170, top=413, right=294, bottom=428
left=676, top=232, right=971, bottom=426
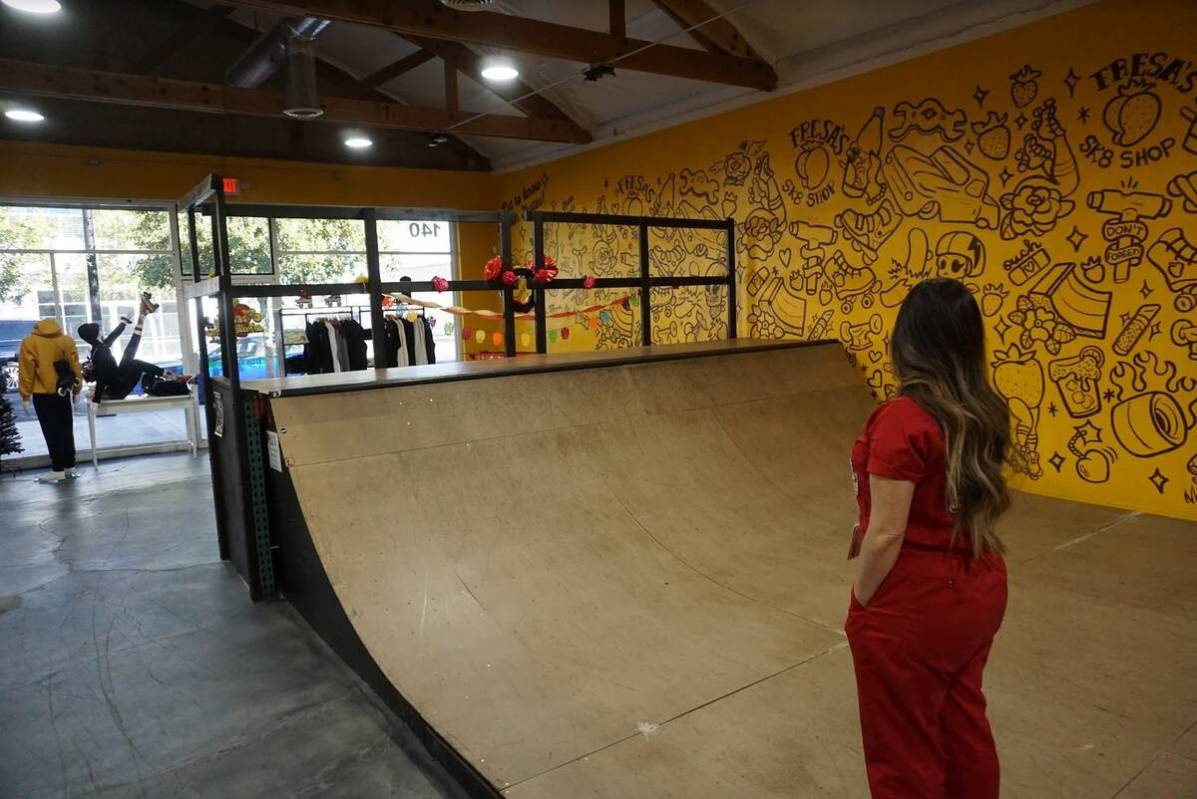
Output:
left=890, top=278, right=1011, bottom=555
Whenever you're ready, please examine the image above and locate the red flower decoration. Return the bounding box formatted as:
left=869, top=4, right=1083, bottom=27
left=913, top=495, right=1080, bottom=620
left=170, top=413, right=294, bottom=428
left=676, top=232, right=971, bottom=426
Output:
left=582, top=274, right=596, bottom=289
left=500, top=270, right=517, bottom=286
left=483, top=255, right=503, bottom=281
left=561, top=326, right=571, bottom=340
left=526, top=254, right=559, bottom=284
left=432, top=276, right=449, bottom=292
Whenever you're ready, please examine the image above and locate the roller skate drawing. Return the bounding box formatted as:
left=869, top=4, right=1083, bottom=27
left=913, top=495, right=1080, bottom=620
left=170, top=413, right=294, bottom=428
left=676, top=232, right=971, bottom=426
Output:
left=1147, top=227, right=1197, bottom=312
left=822, top=251, right=880, bottom=314
left=834, top=200, right=901, bottom=265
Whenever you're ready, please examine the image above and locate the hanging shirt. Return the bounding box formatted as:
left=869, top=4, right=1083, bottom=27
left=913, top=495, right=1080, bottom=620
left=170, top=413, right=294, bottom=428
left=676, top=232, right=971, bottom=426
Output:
left=423, top=317, right=437, bottom=364
left=412, top=316, right=429, bottom=366
left=325, top=321, right=342, bottom=372
left=850, top=395, right=962, bottom=551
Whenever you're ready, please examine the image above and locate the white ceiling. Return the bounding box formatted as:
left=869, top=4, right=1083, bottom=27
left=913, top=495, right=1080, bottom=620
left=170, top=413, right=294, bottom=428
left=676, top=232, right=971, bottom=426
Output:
left=206, top=0, right=1095, bottom=171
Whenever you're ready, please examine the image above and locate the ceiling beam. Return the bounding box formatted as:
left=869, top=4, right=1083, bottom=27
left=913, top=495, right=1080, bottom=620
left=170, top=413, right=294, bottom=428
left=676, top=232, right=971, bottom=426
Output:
left=649, top=0, right=760, bottom=60
left=0, top=58, right=590, bottom=143
left=221, top=0, right=777, bottom=90
left=359, top=49, right=435, bottom=89
left=131, top=3, right=237, bottom=74
left=610, top=0, right=626, bottom=38
left=400, top=34, right=593, bottom=142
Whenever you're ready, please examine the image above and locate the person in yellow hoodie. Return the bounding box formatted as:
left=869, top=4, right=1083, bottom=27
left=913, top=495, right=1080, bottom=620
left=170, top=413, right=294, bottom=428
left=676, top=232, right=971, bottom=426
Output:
left=18, top=318, right=83, bottom=483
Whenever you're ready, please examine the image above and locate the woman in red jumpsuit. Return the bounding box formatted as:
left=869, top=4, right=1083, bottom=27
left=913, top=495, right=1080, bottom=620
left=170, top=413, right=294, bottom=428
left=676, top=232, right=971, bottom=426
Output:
left=846, top=278, right=1012, bottom=799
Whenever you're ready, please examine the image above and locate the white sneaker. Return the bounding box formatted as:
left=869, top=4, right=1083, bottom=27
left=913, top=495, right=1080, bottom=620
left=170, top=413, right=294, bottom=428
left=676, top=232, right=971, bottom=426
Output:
left=65, top=468, right=78, bottom=479
left=37, top=470, right=67, bottom=483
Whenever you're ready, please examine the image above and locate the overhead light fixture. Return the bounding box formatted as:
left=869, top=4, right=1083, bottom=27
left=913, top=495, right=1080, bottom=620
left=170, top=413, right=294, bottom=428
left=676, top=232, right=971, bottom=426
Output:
left=5, top=108, right=45, bottom=123
left=2, top=0, right=62, bottom=13
left=427, top=132, right=450, bottom=148
left=344, top=136, right=373, bottom=149
left=480, top=60, right=519, bottom=82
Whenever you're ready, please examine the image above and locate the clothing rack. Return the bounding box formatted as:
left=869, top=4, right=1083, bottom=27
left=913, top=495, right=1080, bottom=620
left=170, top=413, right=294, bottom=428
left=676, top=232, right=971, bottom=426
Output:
left=275, top=306, right=366, bottom=376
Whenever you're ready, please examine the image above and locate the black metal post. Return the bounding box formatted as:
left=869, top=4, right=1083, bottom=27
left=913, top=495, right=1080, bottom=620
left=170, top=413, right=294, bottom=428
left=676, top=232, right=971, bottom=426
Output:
left=363, top=210, right=388, bottom=367
left=186, top=202, right=227, bottom=561
left=638, top=221, right=651, bottom=346
left=533, top=218, right=547, bottom=354
left=725, top=219, right=737, bottom=339
left=500, top=213, right=516, bottom=358
left=211, top=212, right=236, bottom=387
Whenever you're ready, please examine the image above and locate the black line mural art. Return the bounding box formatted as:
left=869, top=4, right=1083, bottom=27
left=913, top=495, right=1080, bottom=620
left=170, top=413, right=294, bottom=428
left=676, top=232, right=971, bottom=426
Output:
left=1010, top=65, right=1043, bottom=108
left=972, top=112, right=1012, bottom=160
left=888, top=98, right=968, bottom=142
left=1108, top=352, right=1197, bottom=458
left=843, top=107, right=887, bottom=204
left=1112, top=390, right=1188, bottom=456
left=1147, top=227, right=1197, bottom=312
left=1172, top=318, right=1197, bottom=361
left=1067, top=419, right=1117, bottom=484
left=1005, top=260, right=1111, bottom=355
left=1182, top=106, right=1197, bottom=156
left=789, top=118, right=851, bottom=208
left=1113, top=303, right=1161, bottom=355
left=1048, top=345, right=1105, bottom=418
left=822, top=251, right=882, bottom=313
left=1003, top=240, right=1052, bottom=285
left=934, top=231, right=986, bottom=281
left=979, top=283, right=1010, bottom=317
left=880, top=228, right=933, bottom=308
left=789, top=221, right=838, bottom=298
left=840, top=313, right=883, bottom=352
left=1186, top=454, right=1197, bottom=505
left=1102, top=79, right=1164, bottom=147
left=1088, top=182, right=1172, bottom=283
left=835, top=200, right=902, bottom=264
left=883, top=145, right=1000, bottom=229
left=1167, top=170, right=1197, bottom=213
left=992, top=344, right=1045, bottom=479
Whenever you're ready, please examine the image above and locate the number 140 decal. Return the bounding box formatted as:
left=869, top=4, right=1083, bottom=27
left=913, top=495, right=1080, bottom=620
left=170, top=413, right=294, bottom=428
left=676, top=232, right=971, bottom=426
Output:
left=409, top=222, right=442, bottom=238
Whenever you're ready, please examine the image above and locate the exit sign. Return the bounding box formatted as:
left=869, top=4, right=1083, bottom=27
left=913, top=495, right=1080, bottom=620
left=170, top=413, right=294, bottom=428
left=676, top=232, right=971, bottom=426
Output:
left=222, top=178, right=240, bottom=195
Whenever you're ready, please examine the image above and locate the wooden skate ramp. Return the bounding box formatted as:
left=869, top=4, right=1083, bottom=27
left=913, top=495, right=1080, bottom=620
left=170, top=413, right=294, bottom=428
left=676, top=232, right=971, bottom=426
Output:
left=265, top=341, right=1197, bottom=798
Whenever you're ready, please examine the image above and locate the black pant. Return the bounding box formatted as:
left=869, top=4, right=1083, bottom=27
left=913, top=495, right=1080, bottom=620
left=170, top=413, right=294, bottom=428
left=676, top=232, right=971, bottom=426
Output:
left=32, top=393, right=76, bottom=471
left=105, top=327, right=164, bottom=400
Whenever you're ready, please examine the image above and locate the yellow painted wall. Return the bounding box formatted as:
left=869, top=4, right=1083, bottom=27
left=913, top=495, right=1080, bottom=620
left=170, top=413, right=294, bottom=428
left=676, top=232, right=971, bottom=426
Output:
left=495, top=0, right=1197, bottom=521
left=0, top=141, right=493, bottom=208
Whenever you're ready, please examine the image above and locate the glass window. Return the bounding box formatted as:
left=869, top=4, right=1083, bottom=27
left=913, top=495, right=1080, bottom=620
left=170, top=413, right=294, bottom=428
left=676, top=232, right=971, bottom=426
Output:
left=90, top=209, right=171, bottom=251
left=378, top=219, right=451, bottom=253
left=0, top=206, right=85, bottom=251
left=227, top=217, right=272, bottom=274
left=276, top=218, right=366, bottom=253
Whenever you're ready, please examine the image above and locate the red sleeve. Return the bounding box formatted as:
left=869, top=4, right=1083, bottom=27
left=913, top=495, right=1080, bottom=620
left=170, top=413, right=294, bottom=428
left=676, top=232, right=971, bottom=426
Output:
left=866, top=399, right=929, bottom=482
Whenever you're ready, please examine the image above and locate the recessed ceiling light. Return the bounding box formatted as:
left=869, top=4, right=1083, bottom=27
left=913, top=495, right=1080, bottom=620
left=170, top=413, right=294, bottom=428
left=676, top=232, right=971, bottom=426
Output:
left=480, top=62, right=519, bottom=82
left=2, top=0, right=63, bottom=13
left=5, top=108, right=45, bottom=123
left=344, top=136, right=372, bottom=149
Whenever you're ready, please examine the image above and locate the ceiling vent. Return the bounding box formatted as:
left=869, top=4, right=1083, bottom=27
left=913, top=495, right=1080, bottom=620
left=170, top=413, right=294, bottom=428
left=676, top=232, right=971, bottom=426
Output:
left=284, top=37, right=323, bottom=119
left=438, top=0, right=495, bottom=10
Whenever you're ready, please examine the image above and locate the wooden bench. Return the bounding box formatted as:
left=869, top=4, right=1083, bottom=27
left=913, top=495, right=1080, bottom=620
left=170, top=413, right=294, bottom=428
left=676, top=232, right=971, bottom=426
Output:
left=86, top=387, right=200, bottom=467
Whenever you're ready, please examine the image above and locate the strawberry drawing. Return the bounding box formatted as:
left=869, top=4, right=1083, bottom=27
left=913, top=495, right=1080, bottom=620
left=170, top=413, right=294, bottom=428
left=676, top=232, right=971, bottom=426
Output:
left=1010, top=65, right=1042, bottom=109
left=971, top=111, right=1011, bottom=160
left=1102, top=79, right=1161, bottom=147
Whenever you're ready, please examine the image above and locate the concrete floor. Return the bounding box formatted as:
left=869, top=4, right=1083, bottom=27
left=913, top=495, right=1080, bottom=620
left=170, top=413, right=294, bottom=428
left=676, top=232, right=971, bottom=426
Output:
left=0, top=453, right=466, bottom=799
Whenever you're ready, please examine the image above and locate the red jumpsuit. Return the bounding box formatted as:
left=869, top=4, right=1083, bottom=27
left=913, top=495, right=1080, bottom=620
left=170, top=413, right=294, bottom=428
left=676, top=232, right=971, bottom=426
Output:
left=846, top=397, right=1007, bottom=799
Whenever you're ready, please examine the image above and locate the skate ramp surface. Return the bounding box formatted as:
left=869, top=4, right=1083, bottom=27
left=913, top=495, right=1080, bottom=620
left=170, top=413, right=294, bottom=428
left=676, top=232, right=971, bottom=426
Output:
left=266, top=341, right=1197, bottom=798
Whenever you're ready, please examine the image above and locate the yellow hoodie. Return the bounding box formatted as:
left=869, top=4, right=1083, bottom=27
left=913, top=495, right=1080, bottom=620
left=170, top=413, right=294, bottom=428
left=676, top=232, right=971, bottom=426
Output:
left=18, top=319, right=83, bottom=399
